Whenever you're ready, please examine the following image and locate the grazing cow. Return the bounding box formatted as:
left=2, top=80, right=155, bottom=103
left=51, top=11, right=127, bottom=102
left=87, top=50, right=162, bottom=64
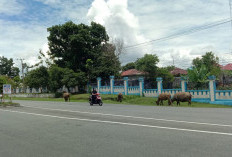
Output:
left=156, top=93, right=172, bottom=106
left=117, top=93, right=123, bottom=102
left=63, top=91, right=70, bottom=102
left=171, top=92, right=192, bottom=106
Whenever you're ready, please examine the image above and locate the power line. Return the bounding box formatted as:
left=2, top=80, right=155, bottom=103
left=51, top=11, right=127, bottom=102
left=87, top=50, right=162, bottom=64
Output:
left=124, top=18, right=232, bottom=50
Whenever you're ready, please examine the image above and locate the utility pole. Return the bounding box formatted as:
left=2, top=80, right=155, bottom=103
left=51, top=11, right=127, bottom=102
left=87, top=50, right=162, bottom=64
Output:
left=17, top=58, right=25, bottom=93
left=171, top=55, right=175, bottom=66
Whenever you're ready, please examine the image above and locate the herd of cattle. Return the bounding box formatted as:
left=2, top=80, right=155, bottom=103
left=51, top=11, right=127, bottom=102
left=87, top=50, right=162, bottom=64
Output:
left=117, top=92, right=192, bottom=106
left=156, top=92, right=192, bottom=106
left=62, top=91, right=191, bottom=106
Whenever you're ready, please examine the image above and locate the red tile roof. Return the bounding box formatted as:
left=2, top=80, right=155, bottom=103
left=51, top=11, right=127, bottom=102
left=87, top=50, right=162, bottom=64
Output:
left=222, top=64, right=232, bottom=70
left=121, top=69, right=147, bottom=77
left=171, top=67, right=187, bottom=75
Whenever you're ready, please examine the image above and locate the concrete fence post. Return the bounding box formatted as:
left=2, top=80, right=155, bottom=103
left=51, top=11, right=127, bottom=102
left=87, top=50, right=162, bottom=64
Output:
left=208, top=75, right=216, bottom=102
left=97, top=77, right=101, bottom=93
left=123, top=77, right=128, bottom=95
left=181, top=76, right=187, bottom=92
left=110, top=76, right=114, bottom=94
left=156, top=77, right=163, bottom=95
left=139, top=77, right=144, bottom=96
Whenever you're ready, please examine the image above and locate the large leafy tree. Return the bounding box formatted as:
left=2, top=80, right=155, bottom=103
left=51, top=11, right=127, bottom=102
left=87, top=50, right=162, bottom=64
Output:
left=48, top=66, right=87, bottom=93
left=47, top=21, right=109, bottom=73
left=122, top=62, right=136, bottom=71
left=24, top=66, right=49, bottom=92
left=192, top=52, right=221, bottom=77
left=135, top=54, right=159, bottom=77
left=0, top=56, right=20, bottom=78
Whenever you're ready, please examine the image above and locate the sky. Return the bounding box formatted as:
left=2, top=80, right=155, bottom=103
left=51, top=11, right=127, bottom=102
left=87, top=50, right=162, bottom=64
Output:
left=1, top=0, right=232, bottom=69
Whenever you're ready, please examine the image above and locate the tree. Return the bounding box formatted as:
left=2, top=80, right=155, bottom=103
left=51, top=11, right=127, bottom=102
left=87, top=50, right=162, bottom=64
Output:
left=24, top=66, right=49, bottom=92
left=192, top=52, right=221, bottom=77
left=47, top=21, right=109, bottom=73
left=0, top=75, right=16, bottom=93
left=135, top=54, right=159, bottom=77
left=111, top=38, right=124, bottom=59
left=48, top=65, right=65, bottom=92
left=93, top=43, right=121, bottom=80
left=61, top=68, right=79, bottom=92
left=0, top=56, right=20, bottom=78
left=32, top=49, right=54, bottom=68
left=157, top=67, right=174, bottom=88
left=187, top=64, right=209, bottom=89
left=122, top=62, right=136, bottom=71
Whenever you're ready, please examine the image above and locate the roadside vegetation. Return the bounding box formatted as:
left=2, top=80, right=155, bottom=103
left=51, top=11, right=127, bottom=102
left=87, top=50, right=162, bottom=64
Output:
left=12, top=94, right=232, bottom=108
left=0, top=102, right=20, bottom=107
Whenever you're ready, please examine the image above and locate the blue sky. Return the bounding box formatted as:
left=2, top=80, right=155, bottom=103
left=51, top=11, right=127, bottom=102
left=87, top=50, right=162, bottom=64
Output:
left=1, top=0, right=232, bottom=68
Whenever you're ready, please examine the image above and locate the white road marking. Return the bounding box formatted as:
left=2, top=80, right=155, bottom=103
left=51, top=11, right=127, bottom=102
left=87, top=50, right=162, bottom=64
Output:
left=22, top=105, right=232, bottom=128
left=1, top=109, right=232, bottom=136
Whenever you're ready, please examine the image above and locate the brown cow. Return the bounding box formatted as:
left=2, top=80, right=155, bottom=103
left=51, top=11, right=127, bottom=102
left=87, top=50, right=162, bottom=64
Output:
left=63, top=91, right=70, bottom=102
left=171, top=92, right=192, bottom=106
left=117, top=93, right=123, bottom=102
left=156, top=93, right=172, bottom=105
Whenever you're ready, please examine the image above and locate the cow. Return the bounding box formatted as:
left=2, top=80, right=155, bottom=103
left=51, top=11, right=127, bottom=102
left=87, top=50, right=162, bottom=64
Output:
left=63, top=91, right=70, bottom=102
left=156, top=93, right=172, bottom=105
left=171, top=92, right=192, bottom=106
left=117, top=93, right=123, bottom=102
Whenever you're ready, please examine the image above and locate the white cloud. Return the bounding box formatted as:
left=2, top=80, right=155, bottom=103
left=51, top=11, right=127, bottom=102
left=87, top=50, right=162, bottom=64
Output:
left=0, top=0, right=24, bottom=15
left=0, top=20, right=48, bottom=66
left=87, top=0, right=152, bottom=63
left=1, top=0, right=232, bottom=70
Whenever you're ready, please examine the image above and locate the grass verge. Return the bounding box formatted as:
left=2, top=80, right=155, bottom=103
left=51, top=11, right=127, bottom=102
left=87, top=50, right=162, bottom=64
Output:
left=0, top=102, right=20, bottom=107
left=11, top=94, right=232, bottom=108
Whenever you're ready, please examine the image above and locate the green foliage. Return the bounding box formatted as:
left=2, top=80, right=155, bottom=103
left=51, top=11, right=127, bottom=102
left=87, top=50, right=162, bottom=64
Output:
left=13, top=76, right=21, bottom=88
left=47, top=21, right=121, bottom=81
left=135, top=54, right=159, bottom=77
left=0, top=75, right=16, bottom=93
left=93, top=43, right=121, bottom=80
left=47, top=21, right=109, bottom=73
left=54, top=92, right=63, bottom=98
left=48, top=65, right=65, bottom=92
left=0, top=56, right=20, bottom=78
left=24, top=66, right=49, bottom=91
left=122, top=62, right=136, bottom=71
left=187, top=64, right=209, bottom=89
left=192, top=52, right=221, bottom=77
left=157, top=67, right=174, bottom=86
left=61, top=68, right=79, bottom=92
left=164, top=65, right=175, bottom=72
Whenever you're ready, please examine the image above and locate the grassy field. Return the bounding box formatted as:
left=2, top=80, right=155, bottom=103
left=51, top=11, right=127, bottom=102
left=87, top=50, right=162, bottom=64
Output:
left=10, top=94, right=232, bottom=108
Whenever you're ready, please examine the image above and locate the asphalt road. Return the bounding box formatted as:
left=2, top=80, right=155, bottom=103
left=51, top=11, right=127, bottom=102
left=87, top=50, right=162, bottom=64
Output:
left=0, top=100, right=232, bottom=157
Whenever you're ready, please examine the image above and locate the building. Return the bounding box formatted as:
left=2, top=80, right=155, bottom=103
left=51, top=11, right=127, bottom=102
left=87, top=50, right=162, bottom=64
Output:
left=171, top=67, right=187, bottom=76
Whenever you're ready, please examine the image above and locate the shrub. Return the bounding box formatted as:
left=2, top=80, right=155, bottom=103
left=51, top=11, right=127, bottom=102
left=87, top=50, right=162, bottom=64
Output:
left=55, top=92, right=63, bottom=98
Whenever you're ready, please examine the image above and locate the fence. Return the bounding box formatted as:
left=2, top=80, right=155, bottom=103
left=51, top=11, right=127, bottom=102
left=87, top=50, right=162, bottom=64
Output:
left=96, top=75, right=232, bottom=105
left=13, top=86, right=79, bottom=94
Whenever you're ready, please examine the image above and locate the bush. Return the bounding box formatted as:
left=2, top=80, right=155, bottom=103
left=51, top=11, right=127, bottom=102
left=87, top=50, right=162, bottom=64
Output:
left=55, top=92, right=63, bottom=98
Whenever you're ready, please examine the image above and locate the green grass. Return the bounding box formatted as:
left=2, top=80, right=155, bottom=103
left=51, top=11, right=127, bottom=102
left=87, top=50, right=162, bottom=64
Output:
left=0, top=102, right=20, bottom=107
left=11, top=94, right=232, bottom=108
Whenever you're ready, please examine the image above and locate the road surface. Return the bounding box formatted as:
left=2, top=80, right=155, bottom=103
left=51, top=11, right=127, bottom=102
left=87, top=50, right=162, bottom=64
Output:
left=0, top=100, right=232, bottom=157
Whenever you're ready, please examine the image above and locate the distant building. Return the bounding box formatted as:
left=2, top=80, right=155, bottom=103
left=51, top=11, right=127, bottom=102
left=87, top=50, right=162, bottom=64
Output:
left=222, top=64, right=232, bottom=71
left=121, top=69, right=147, bottom=79
left=171, top=67, right=187, bottom=76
